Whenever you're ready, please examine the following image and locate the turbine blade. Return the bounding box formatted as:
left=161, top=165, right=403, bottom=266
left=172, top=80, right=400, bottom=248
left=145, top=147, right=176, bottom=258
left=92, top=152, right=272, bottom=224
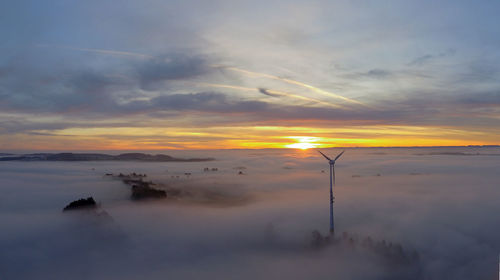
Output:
left=334, top=150, right=345, bottom=161
left=318, top=150, right=332, bottom=161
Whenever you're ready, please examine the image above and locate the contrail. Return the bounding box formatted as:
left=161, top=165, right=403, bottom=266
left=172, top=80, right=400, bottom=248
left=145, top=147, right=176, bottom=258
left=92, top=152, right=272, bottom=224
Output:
left=198, top=83, right=256, bottom=92
left=35, top=44, right=153, bottom=59
left=198, top=83, right=342, bottom=108
left=218, top=66, right=366, bottom=106
left=258, top=88, right=343, bottom=109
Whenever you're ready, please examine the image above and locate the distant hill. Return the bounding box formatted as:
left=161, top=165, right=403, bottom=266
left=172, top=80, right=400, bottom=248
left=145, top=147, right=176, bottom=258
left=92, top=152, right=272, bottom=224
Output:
left=0, top=152, right=214, bottom=162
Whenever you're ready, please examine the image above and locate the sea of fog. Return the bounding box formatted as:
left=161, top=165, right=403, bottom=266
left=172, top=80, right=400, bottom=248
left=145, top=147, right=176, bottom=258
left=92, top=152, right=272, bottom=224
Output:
left=1, top=147, right=499, bottom=280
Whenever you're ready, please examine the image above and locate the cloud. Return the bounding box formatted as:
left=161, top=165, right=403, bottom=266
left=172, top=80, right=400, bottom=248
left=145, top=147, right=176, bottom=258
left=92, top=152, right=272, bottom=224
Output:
left=135, top=54, right=211, bottom=90
left=121, top=92, right=270, bottom=116
left=0, top=51, right=212, bottom=114
left=408, top=54, right=434, bottom=66
left=339, top=68, right=394, bottom=81
left=258, top=88, right=281, bottom=97
left=360, top=69, right=392, bottom=79
left=455, top=91, right=500, bottom=107
left=35, top=44, right=154, bottom=59
left=408, top=49, right=456, bottom=66
left=457, top=60, right=500, bottom=83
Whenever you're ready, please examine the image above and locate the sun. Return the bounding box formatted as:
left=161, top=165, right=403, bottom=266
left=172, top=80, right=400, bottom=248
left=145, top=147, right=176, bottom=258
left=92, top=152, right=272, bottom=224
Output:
left=284, top=136, right=321, bottom=150
left=285, top=142, right=317, bottom=150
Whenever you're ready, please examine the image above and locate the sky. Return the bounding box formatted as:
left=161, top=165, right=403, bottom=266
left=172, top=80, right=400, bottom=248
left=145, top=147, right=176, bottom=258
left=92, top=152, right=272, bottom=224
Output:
left=1, top=0, right=499, bottom=150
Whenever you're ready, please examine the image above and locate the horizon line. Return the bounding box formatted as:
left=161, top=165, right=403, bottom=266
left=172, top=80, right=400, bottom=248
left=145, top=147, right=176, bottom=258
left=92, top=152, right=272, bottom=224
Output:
left=1, top=144, right=499, bottom=153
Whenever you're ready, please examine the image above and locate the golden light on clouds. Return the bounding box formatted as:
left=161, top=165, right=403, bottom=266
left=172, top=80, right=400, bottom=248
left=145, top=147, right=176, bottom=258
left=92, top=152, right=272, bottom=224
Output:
left=2, top=123, right=494, bottom=151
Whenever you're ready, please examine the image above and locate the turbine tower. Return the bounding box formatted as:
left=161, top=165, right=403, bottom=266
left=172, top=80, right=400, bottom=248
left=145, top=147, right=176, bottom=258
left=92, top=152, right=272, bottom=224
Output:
left=318, top=150, right=344, bottom=235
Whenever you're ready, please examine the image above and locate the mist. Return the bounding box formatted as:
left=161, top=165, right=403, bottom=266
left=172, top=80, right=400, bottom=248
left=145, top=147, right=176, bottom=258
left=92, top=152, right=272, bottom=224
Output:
left=1, top=147, right=499, bottom=279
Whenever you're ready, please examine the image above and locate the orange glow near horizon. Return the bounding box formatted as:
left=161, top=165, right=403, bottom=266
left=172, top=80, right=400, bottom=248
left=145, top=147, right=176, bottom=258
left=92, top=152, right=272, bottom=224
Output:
left=1, top=124, right=498, bottom=151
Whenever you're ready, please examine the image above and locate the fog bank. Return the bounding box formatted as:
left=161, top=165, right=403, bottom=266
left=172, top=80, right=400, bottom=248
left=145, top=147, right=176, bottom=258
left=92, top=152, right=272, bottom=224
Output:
left=1, top=147, right=499, bottom=279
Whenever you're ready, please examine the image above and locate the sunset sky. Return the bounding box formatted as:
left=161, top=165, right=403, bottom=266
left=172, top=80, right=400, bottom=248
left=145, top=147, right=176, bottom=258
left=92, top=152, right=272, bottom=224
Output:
left=1, top=0, right=499, bottom=150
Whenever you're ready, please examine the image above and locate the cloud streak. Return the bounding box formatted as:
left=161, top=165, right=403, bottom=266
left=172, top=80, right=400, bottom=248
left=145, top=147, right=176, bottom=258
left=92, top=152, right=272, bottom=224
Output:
left=408, top=49, right=456, bottom=66
left=36, top=44, right=154, bottom=59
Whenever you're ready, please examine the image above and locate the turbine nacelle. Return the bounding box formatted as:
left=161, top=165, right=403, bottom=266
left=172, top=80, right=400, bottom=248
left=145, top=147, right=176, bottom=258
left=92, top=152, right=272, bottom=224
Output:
left=318, top=150, right=344, bottom=164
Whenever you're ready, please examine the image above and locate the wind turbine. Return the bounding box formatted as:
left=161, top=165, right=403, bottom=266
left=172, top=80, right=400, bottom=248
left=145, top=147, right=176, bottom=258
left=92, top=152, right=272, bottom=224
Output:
left=318, top=150, right=345, bottom=235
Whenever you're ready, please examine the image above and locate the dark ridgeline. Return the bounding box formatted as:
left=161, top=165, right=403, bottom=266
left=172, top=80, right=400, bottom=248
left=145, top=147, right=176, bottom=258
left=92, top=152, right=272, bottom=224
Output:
left=131, top=185, right=167, bottom=200
left=107, top=171, right=254, bottom=206
left=310, top=230, right=420, bottom=269
left=0, top=152, right=214, bottom=162
left=61, top=196, right=116, bottom=228
left=63, top=197, right=97, bottom=211
left=108, top=172, right=167, bottom=200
